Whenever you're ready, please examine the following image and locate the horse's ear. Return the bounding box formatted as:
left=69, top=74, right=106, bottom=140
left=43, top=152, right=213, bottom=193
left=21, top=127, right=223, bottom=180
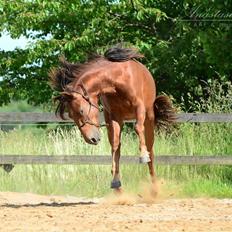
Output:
left=80, top=84, right=89, bottom=100
left=61, top=92, right=74, bottom=101
left=82, top=88, right=89, bottom=100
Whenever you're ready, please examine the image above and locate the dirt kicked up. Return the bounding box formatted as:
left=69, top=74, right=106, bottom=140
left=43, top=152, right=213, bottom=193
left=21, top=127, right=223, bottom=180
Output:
left=0, top=191, right=232, bottom=232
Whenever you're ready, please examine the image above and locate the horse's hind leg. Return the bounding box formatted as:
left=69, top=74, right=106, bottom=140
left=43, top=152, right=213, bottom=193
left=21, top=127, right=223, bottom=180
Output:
left=144, top=113, right=158, bottom=197
left=135, top=103, right=151, bottom=163
left=144, top=112, right=157, bottom=183
left=104, top=111, right=123, bottom=190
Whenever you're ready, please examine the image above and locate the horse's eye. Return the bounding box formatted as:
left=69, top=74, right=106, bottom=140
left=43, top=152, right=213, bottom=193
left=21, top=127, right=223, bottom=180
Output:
left=80, top=109, right=84, bottom=115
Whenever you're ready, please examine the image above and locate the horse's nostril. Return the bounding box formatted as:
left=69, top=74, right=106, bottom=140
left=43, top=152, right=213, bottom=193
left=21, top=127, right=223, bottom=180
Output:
left=90, top=137, right=99, bottom=144
left=91, top=138, right=96, bottom=143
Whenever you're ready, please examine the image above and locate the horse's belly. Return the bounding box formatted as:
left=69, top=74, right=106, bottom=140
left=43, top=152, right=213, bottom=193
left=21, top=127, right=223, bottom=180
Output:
left=111, top=103, right=136, bottom=120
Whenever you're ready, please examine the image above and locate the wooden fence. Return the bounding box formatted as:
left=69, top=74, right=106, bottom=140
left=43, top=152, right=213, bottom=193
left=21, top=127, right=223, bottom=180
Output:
left=0, top=112, right=231, bottom=169
left=0, top=112, right=232, bottom=123
left=1, top=155, right=232, bottom=165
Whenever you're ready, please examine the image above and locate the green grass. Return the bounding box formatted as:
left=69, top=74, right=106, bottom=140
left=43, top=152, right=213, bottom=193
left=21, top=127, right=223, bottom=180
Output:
left=0, top=122, right=231, bottom=198
left=1, top=79, right=231, bottom=198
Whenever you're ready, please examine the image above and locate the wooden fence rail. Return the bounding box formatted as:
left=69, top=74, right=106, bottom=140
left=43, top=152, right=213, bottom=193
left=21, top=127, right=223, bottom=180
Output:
left=0, top=112, right=232, bottom=124
left=0, top=112, right=231, bottom=171
left=1, top=155, right=232, bottom=165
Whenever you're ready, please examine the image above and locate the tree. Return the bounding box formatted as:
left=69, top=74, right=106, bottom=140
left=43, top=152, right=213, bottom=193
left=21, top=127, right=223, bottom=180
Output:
left=0, top=0, right=231, bottom=110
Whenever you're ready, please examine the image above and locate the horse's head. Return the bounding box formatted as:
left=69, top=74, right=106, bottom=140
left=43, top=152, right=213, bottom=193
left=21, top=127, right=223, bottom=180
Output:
left=55, top=86, right=101, bottom=145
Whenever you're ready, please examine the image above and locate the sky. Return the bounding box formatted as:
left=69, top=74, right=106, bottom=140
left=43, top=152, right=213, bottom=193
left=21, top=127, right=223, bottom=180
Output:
left=0, top=33, right=28, bottom=51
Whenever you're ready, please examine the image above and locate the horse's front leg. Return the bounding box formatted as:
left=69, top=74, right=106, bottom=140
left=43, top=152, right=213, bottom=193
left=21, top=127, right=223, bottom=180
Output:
left=135, top=104, right=150, bottom=163
left=105, top=114, right=123, bottom=190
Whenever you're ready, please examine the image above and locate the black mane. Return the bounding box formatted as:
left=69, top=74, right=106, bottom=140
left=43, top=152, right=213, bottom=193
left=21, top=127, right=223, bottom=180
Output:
left=49, top=57, right=81, bottom=92
left=104, top=46, right=143, bottom=62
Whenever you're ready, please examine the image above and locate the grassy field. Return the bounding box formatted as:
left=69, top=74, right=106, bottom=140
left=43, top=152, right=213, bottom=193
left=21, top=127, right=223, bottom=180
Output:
left=0, top=122, right=231, bottom=198
left=0, top=80, right=231, bottom=198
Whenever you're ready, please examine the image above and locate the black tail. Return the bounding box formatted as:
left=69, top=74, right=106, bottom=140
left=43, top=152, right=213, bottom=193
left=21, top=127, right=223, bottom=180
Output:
left=154, top=95, right=176, bottom=129
left=104, top=45, right=144, bottom=62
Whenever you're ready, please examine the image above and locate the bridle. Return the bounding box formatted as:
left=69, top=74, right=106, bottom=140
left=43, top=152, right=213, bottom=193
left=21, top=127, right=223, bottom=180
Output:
left=67, top=84, right=106, bottom=129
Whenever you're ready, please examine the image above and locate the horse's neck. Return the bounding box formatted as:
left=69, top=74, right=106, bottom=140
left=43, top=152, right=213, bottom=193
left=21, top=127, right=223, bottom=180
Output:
left=78, top=75, right=116, bottom=97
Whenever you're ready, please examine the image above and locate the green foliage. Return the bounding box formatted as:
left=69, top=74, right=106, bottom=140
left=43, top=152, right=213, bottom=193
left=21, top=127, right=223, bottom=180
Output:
left=181, top=79, right=232, bottom=112
left=0, top=1, right=231, bottom=109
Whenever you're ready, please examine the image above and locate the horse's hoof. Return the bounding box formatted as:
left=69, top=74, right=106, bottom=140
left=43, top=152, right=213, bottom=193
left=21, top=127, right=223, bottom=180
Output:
left=111, top=180, right=121, bottom=189
left=139, top=155, right=151, bottom=163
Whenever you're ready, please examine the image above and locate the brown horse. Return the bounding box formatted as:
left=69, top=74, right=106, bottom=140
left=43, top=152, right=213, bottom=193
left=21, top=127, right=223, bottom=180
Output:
left=50, top=46, right=176, bottom=190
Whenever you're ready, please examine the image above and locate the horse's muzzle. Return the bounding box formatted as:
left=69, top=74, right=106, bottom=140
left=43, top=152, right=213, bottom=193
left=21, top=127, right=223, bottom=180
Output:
left=88, top=136, right=100, bottom=145
left=85, top=129, right=101, bottom=145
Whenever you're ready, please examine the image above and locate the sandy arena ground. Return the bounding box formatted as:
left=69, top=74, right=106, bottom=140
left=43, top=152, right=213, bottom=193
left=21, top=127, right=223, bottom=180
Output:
left=0, top=192, right=232, bottom=232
